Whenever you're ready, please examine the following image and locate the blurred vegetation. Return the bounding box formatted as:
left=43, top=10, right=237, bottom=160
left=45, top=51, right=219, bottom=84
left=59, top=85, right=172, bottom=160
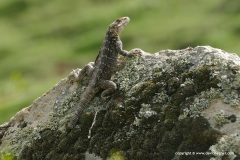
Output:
left=0, top=0, right=239, bottom=123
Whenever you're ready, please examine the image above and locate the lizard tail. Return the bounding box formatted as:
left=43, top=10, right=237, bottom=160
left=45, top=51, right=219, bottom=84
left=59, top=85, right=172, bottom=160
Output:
left=65, top=87, right=99, bottom=132
left=66, top=109, right=82, bottom=132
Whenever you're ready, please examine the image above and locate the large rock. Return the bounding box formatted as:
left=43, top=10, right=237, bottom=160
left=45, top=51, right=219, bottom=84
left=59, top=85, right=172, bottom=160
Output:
left=0, top=46, right=240, bottom=160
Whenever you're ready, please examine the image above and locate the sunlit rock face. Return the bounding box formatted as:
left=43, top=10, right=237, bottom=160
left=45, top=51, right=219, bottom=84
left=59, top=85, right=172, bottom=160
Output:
left=0, top=46, right=239, bottom=160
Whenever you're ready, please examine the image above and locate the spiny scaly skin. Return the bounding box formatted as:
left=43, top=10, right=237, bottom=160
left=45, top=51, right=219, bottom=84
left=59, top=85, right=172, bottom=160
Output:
left=66, top=17, right=133, bottom=131
left=0, top=122, right=10, bottom=141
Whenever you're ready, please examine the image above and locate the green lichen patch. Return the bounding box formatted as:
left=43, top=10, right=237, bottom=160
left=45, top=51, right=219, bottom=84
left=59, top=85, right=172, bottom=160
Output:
left=108, top=149, right=126, bottom=160
left=0, top=152, right=16, bottom=160
left=214, top=110, right=233, bottom=126
left=210, top=134, right=240, bottom=160
left=127, top=81, right=159, bottom=105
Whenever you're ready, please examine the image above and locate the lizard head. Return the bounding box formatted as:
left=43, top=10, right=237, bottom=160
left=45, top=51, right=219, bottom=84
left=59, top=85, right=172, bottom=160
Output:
left=108, top=17, right=130, bottom=35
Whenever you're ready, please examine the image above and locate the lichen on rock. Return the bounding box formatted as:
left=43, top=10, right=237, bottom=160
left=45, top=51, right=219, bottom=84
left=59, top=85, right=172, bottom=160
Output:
left=0, top=46, right=240, bottom=160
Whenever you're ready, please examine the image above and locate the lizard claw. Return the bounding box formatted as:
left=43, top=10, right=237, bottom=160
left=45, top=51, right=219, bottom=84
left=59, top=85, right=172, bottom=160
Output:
left=129, top=48, right=143, bottom=57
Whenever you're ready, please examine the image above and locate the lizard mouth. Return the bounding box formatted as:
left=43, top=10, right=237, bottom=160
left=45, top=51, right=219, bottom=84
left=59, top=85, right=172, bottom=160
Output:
left=119, top=17, right=130, bottom=25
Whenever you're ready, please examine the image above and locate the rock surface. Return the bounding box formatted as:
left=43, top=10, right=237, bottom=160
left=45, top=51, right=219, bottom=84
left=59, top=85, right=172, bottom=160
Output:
left=0, top=46, right=240, bottom=160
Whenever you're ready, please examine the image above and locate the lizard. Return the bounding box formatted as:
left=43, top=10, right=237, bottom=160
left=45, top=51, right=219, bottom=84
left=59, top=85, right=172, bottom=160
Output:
left=66, top=17, right=137, bottom=131
left=0, top=122, right=10, bottom=143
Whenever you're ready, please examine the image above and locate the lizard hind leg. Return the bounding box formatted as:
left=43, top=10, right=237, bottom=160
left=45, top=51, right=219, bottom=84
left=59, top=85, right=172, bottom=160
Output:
left=99, top=80, right=117, bottom=100
left=71, top=62, right=94, bottom=81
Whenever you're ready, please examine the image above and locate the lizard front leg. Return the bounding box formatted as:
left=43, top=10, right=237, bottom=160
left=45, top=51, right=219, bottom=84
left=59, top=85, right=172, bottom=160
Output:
left=71, top=62, right=94, bottom=81
left=115, top=40, right=130, bottom=57
left=116, top=40, right=141, bottom=57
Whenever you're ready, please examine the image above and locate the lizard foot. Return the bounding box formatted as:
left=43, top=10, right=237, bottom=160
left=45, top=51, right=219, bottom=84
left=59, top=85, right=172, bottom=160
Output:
left=99, top=80, right=117, bottom=100
left=129, top=48, right=143, bottom=56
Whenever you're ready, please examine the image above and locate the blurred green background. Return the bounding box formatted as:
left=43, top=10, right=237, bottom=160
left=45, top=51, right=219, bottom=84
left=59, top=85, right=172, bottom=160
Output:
left=0, top=0, right=239, bottom=123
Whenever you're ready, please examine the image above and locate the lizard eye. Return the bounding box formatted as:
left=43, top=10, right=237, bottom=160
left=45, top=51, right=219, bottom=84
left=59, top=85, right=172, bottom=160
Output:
left=116, top=19, right=121, bottom=23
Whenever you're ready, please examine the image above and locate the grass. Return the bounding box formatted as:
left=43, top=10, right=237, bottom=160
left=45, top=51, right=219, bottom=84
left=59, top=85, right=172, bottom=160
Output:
left=0, top=0, right=239, bottom=123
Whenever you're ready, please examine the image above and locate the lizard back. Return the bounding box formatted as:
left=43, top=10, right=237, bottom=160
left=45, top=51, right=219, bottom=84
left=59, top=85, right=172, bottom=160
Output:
left=91, top=17, right=130, bottom=86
